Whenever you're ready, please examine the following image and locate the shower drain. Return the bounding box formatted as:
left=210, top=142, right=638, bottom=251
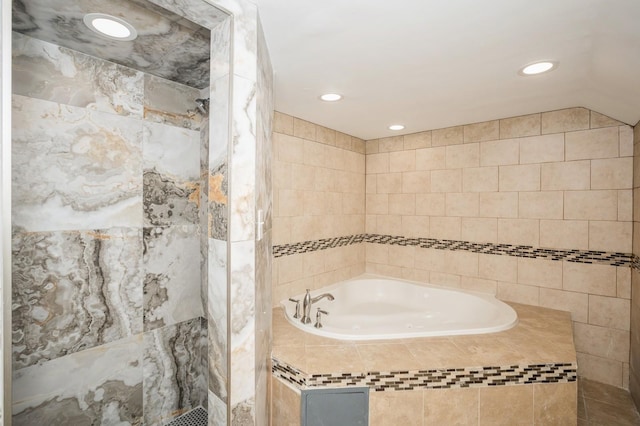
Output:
left=165, top=407, right=207, bottom=426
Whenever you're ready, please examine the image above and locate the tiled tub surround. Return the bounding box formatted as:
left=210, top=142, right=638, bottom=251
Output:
left=271, top=303, right=578, bottom=425
left=272, top=107, right=635, bottom=390
left=11, top=32, right=208, bottom=424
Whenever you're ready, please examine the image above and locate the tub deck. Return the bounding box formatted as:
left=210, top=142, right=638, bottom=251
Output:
left=273, top=302, right=575, bottom=376
left=272, top=302, right=578, bottom=424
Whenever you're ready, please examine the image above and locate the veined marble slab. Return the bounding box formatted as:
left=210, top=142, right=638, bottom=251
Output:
left=143, top=225, right=203, bottom=331
left=207, top=238, right=227, bottom=402
left=12, top=334, right=143, bottom=426
left=12, top=95, right=143, bottom=232
left=143, top=121, right=200, bottom=182
left=143, top=118, right=200, bottom=227
left=143, top=74, right=203, bottom=130
left=12, top=32, right=144, bottom=117
left=143, top=317, right=207, bottom=426
left=12, top=228, right=143, bottom=369
left=12, top=0, right=217, bottom=89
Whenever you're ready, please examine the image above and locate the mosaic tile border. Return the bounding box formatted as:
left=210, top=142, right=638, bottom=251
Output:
left=272, top=358, right=577, bottom=393
left=273, top=234, right=634, bottom=268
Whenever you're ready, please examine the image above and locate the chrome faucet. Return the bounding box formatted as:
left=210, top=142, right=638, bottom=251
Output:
left=301, top=289, right=334, bottom=324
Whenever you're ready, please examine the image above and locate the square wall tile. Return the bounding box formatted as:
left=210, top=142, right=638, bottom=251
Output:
left=588, top=295, right=631, bottom=331
left=433, top=125, right=464, bottom=146
left=464, top=120, right=499, bottom=143
left=479, top=384, right=534, bottom=425
left=499, top=113, right=541, bottom=138
left=533, top=383, right=577, bottom=425
left=424, top=387, right=479, bottom=425
left=540, top=160, right=590, bottom=190
left=499, top=164, right=540, bottom=192
left=480, top=139, right=519, bottom=166
left=369, top=389, right=423, bottom=426
left=541, top=107, right=590, bottom=134
left=519, top=134, right=564, bottom=164
left=415, top=146, right=446, bottom=170
left=565, top=127, right=619, bottom=161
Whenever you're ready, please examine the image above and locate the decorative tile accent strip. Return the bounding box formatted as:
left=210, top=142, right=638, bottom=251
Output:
left=273, top=234, right=366, bottom=258
left=272, top=358, right=577, bottom=393
left=273, top=234, right=634, bottom=268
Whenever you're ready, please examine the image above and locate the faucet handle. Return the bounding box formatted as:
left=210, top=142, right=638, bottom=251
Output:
left=288, top=298, right=301, bottom=319
left=314, top=308, right=328, bottom=329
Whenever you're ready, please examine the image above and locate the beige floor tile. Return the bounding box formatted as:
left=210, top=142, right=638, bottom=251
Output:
left=533, top=382, right=577, bottom=425
left=585, top=398, right=640, bottom=426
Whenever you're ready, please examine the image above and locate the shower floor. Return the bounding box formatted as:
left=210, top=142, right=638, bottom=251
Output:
left=165, top=407, right=207, bottom=426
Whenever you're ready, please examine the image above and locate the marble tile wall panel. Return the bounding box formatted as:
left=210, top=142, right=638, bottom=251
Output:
left=209, top=391, right=227, bottom=425
left=12, top=33, right=144, bottom=118
left=12, top=334, right=143, bottom=426
left=150, top=0, right=229, bottom=32
left=199, top=92, right=210, bottom=316
left=254, top=17, right=274, bottom=426
left=143, top=317, right=207, bottom=426
left=199, top=316, right=209, bottom=411
left=229, top=75, right=257, bottom=242
left=11, top=95, right=143, bottom=232
left=213, top=0, right=257, bottom=82
left=143, top=121, right=200, bottom=227
left=229, top=240, right=256, bottom=423
left=143, top=225, right=202, bottom=331
left=12, top=228, right=143, bottom=370
left=209, top=17, right=231, bottom=82
left=208, top=76, right=231, bottom=240
left=207, top=238, right=228, bottom=405
left=1, top=15, right=5, bottom=423
left=144, top=74, right=202, bottom=130
left=12, top=0, right=215, bottom=88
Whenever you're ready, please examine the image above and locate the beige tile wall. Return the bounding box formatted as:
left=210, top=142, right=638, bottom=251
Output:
left=631, top=121, right=640, bottom=408
left=365, top=108, right=634, bottom=388
left=272, top=112, right=366, bottom=305
left=271, top=107, right=634, bottom=389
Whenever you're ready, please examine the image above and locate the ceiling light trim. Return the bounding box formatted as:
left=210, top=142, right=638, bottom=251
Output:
left=320, top=93, right=343, bottom=102
left=518, top=61, right=558, bottom=76
left=83, top=13, right=138, bottom=41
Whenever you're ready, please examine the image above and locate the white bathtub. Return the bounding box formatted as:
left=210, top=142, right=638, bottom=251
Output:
left=281, top=275, right=518, bottom=340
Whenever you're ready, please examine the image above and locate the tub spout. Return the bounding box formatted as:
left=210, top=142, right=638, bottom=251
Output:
left=301, top=289, right=334, bottom=324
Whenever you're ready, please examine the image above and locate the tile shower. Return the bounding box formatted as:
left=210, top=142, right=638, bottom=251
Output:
left=6, top=0, right=273, bottom=424
left=11, top=31, right=207, bottom=424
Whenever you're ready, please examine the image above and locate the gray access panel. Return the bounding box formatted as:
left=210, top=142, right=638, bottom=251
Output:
left=301, top=387, right=369, bottom=426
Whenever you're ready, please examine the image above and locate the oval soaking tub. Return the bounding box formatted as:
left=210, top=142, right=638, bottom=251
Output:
left=281, top=275, right=518, bottom=340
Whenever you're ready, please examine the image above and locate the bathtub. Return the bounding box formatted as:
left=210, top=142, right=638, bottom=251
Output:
left=281, top=275, right=518, bottom=340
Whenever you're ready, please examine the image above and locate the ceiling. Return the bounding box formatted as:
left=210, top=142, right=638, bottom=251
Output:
left=12, top=0, right=225, bottom=89
left=254, top=0, right=640, bottom=140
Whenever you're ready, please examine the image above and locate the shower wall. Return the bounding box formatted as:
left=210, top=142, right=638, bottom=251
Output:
left=11, top=32, right=206, bottom=425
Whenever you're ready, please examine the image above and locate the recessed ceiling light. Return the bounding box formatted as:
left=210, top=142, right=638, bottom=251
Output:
left=389, top=124, right=405, bottom=131
left=83, top=13, right=138, bottom=41
left=320, top=93, right=342, bottom=102
left=519, top=61, right=557, bottom=76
